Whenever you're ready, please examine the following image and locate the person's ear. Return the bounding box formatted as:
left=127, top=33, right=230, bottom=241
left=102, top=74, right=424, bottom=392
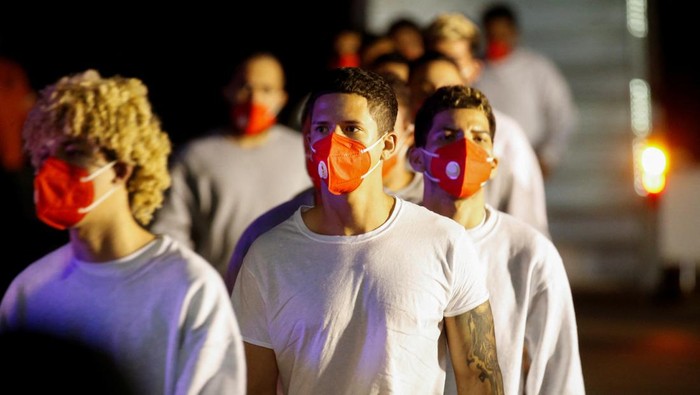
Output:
left=112, top=162, right=134, bottom=184
left=488, top=156, right=499, bottom=180
left=408, top=146, right=425, bottom=173
left=381, top=131, right=397, bottom=160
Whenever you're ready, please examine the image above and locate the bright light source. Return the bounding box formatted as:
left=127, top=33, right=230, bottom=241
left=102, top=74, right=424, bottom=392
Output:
left=641, top=146, right=667, bottom=175
left=634, top=139, right=669, bottom=196
left=642, top=173, right=666, bottom=195
left=627, top=0, right=647, bottom=38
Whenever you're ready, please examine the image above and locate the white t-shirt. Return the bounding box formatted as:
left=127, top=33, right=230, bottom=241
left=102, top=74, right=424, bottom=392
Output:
left=232, top=197, right=488, bottom=395
left=151, top=125, right=312, bottom=277
left=444, top=206, right=584, bottom=395
left=477, top=48, right=577, bottom=169
left=0, top=235, right=246, bottom=395
left=486, top=109, right=549, bottom=237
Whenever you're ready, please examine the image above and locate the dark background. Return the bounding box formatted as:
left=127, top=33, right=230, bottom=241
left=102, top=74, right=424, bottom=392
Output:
left=650, top=1, right=700, bottom=161
left=0, top=2, right=355, bottom=148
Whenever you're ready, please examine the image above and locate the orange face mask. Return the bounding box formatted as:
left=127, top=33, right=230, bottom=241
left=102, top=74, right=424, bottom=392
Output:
left=231, top=102, right=276, bottom=136
left=34, top=157, right=117, bottom=230
left=486, top=40, right=512, bottom=61
left=421, top=138, right=493, bottom=199
left=332, top=53, right=361, bottom=68
left=311, top=132, right=385, bottom=195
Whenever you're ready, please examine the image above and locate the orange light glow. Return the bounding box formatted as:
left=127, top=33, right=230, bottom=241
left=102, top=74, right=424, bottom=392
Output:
left=634, top=139, right=669, bottom=196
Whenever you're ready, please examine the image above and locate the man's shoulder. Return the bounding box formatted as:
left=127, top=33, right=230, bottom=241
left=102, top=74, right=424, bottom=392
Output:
left=2, top=244, right=73, bottom=298
left=248, top=211, right=301, bottom=250
left=19, top=243, right=72, bottom=276
left=512, top=47, right=548, bottom=63
left=492, top=209, right=560, bottom=258
left=270, top=124, right=303, bottom=140
left=242, top=189, right=313, bottom=245
left=399, top=200, right=468, bottom=237
left=515, top=48, right=565, bottom=76
left=492, top=109, right=527, bottom=141
left=494, top=209, right=546, bottom=238
left=147, top=235, right=227, bottom=285
left=172, top=131, right=231, bottom=161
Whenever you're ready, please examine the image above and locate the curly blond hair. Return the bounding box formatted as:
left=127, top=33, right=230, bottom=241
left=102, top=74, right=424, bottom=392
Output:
left=424, top=13, right=481, bottom=52
left=23, top=70, right=171, bottom=226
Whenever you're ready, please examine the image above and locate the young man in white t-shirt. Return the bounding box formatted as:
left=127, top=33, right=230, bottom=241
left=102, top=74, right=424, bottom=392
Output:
left=419, top=15, right=550, bottom=237
left=0, top=70, right=246, bottom=395
left=232, top=67, right=504, bottom=394
left=410, top=85, right=585, bottom=394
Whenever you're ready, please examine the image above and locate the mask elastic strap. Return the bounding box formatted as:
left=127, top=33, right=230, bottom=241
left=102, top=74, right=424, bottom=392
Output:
left=419, top=147, right=439, bottom=158
left=361, top=159, right=383, bottom=179
left=419, top=148, right=440, bottom=182
left=360, top=132, right=389, bottom=179
left=360, top=132, right=388, bottom=153
left=78, top=185, right=118, bottom=214
left=80, top=161, right=117, bottom=182
left=423, top=170, right=440, bottom=183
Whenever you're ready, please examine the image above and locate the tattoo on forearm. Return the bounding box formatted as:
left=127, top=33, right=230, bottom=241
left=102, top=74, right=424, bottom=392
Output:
left=465, top=303, right=504, bottom=393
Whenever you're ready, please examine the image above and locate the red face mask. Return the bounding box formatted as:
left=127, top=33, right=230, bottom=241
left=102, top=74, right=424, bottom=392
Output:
left=486, top=40, right=512, bottom=61
left=311, top=133, right=384, bottom=195
left=34, top=157, right=117, bottom=230
left=421, top=138, right=493, bottom=199
left=230, top=102, right=277, bottom=136
left=332, top=53, right=361, bottom=69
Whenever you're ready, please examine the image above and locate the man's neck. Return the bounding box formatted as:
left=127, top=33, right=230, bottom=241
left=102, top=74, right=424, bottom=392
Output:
left=303, top=177, right=396, bottom=236
left=423, top=185, right=486, bottom=230
left=70, top=211, right=155, bottom=263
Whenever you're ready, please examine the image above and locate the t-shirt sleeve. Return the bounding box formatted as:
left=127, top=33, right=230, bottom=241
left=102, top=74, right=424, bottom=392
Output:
left=444, top=230, right=489, bottom=317
left=524, top=240, right=585, bottom=395
left=176, top=268, right=247, bottom=395
left=230, top=253, right=274, bottom=348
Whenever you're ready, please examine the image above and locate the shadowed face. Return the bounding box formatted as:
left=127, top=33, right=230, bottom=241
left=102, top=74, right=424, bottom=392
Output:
left=227, top=56, right=288, bottom=114
left=309, top=93, right=381, bottom=147
left=425, top=109, right=493, bottom=156
left=409, top=60, right=464, bottom=116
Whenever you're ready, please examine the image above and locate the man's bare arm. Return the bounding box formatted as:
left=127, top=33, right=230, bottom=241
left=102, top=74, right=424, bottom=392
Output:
left=244, top=342, right=278, bottom=395
left=445, top=300, right=504, bottom=395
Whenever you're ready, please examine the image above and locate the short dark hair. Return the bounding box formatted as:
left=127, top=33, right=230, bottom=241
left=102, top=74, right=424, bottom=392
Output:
left=482, top=3, right=519, bottom=29
left=413, top=85, right=496, bottom=148
left=302, top=67, right=398, bottom=134
left=387, top=17, right=422, bottom=37
left=368, top=51, right=410, bottom=71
